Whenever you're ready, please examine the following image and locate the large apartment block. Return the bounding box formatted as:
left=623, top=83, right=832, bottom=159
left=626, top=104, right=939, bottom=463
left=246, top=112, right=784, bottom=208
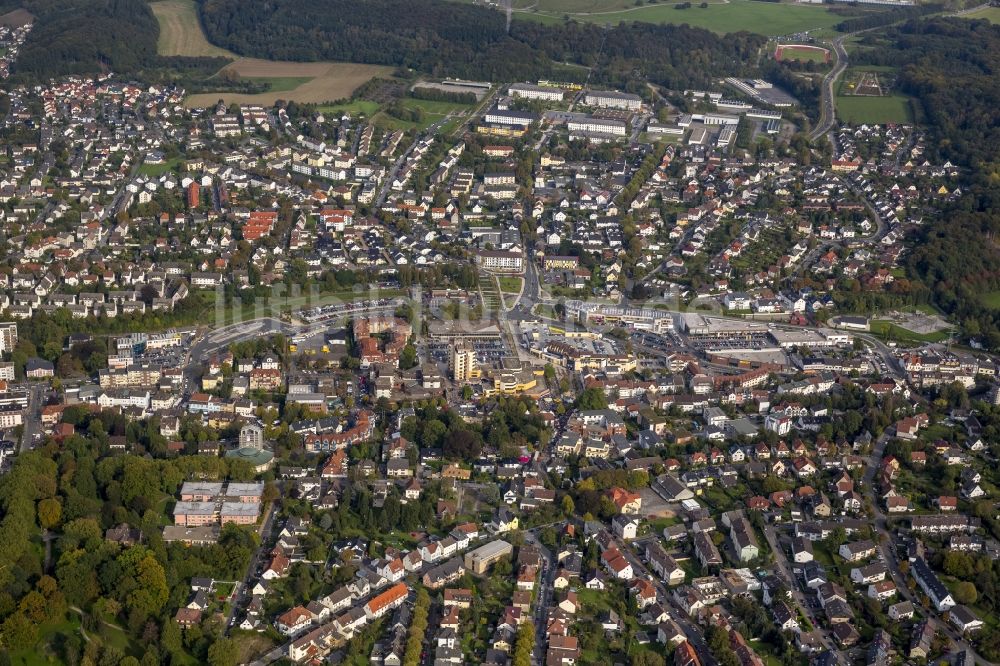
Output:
left=584, top=90, right=642, bottom=111
left=173, top=481, right=265, bottom=527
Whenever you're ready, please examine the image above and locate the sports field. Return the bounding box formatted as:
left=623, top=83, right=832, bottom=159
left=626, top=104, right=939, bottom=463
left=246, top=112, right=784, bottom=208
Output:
left=511, top=0, right=845, bottom=36
left=775, top=44, right=830, bottom=63
left=184, top=59, right=395, bottom=107
left=150, top=0, right=234, bottom=58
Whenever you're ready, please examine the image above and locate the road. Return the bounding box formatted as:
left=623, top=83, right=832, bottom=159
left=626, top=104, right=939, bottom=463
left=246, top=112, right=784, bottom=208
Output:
left=523, top=529, right=556, bottom=666
left=612, top=535, right=718, bottom=666
left=860, top=430, right=996, bottom=665
left=223, top=500, right=279, bottom=634
left=374, top=117, right=451, bottom=209
left=809, top=36, right=849, bottom=142
left=19, top=383, right=45, bottom=452
left=762, top=524, right=843, bottom=662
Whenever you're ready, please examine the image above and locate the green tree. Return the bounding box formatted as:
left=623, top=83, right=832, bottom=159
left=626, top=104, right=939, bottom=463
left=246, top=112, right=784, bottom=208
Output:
left=0, top=612, right=37, bottom=650
left=954, top=581, right=977, bottom=605
left=37, top=498, right=62, bottom=529
left=575, top=387, right=608, bottom=411
left=207, top=637, right=238, bottom=666
left=399, top=344, right=418, bottom=370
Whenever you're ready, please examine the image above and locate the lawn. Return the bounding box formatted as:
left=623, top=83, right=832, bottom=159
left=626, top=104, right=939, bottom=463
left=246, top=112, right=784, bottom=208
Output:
left=498, top=276, right=523, bottom=294
left=9, top=616, right=82, bottom=665
left=138, top=157, right=183, bottom=177
left=836, top=95, right=912, bottom=125
left=960, top=5, right=1000, bottom=23
left=513, top=0, right=845, bottom=36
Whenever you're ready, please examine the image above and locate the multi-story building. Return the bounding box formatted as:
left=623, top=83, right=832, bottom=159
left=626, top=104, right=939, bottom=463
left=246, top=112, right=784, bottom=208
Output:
left=475, top=250, right=524, bottom=274
left=450, top=342, right=478, bottom=382
left=508, top=83, right=565, bottom=102
left=0, top=323, right=16, bottom=354
left=584, top=90, right=642, bottom=110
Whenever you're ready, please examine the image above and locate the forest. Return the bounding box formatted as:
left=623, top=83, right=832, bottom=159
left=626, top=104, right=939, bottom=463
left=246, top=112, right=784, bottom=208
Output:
left=197, top=0, right=766, bottom=90
left=7, top=0, right=160, bottom=80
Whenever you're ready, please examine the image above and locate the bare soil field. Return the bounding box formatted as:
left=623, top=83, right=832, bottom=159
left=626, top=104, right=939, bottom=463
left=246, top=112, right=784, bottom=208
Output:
left=151, top=0, right=234, bottom=58
left=184, top=59, right=394, bottom=107
left=0, top=8, right=33, bottom=27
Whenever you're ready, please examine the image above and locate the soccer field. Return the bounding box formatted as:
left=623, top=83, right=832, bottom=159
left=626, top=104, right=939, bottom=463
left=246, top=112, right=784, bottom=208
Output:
left=836, top=95, right=912, bottom=125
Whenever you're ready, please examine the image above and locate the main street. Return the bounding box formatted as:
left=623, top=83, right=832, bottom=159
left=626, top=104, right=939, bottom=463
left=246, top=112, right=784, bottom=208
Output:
left=19, top=383, right=45, bottom=452
left=809, top=35, right=849, bottom=142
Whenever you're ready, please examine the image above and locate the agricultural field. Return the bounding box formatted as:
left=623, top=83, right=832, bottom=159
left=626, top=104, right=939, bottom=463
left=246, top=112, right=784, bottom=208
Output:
left=509, top=0, right=845, bottom=36
left=150, top=0, right=234, bottom=58
left=184, top=59, right=395, bottom=108
left=151, top=0, right=393, bottom=107
left=0, top=8, right=33, bottom=27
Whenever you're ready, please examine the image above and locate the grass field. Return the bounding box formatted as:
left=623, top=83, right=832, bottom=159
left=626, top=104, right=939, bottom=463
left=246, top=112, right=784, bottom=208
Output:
left=836, top=94, right=912, bottom=124
left=185, top=59, right=395, bottom=108
left=978, top=290, right=1000, bottom=309
left=959, top=5, right=1000, bottom=23
left=138, top=157, right=183, bottom=177
left=317, top=100, right=382, bottom=117
left=511, top=0, right=845, bottom=35
left=498, top=276, right=524, bottom=294
left=373, top=96, right=476, bottom=131
left=870, top=320, right=951, bottom=344
left=150, top=0, right=235, bottom=58
left=249, top=76, right=315, bottom=92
